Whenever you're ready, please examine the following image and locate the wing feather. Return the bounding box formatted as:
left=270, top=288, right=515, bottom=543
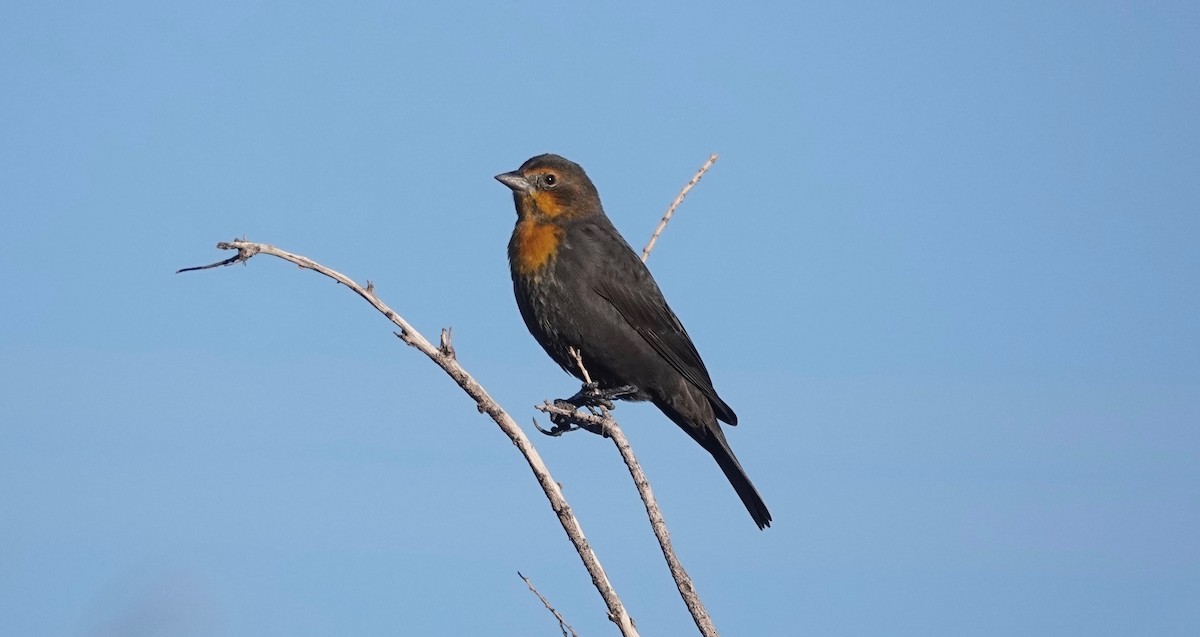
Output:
left=590, top=233, right=737, bottom=425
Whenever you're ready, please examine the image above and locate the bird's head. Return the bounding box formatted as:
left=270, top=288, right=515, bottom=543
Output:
left=495, top=154, right=602, bottom=221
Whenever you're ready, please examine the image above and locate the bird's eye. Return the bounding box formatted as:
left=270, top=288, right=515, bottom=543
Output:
left=543, top=174, right=558, bottom=187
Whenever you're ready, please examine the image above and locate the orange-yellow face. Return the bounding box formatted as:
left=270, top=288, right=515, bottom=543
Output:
left=497, top=154, right=598, bottom=222
left=498, top=154, right=601, bottom=276
left=508, top=168, right=568, bottom=220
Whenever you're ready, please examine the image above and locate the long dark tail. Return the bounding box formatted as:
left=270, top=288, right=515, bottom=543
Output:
left=656, top=396, right=772, bottom=529
left=704, top=428, right=772, bottom=529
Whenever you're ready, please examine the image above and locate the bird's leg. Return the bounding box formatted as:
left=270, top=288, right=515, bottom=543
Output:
left=562, top=381, right=603, bottom=408
left=597, top=384, right=638, bottom=402
left=561, top=382, right=639, bottom=410
left=564, top=383, right=614, bottom=407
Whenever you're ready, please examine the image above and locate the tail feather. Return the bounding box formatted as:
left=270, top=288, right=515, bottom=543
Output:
left=707, top=430, right=772, bottom=529
left=655, top=394, right=772, bottom=529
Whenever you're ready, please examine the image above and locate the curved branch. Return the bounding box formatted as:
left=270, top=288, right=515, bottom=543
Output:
left=179, top=240, right=639, bottom=637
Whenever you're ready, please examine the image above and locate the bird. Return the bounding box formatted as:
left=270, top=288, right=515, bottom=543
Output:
left=495, top=153, right=771, bottom=529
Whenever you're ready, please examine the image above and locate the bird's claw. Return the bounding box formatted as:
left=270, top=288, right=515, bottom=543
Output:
left=534, top=410, right=579, bottom=437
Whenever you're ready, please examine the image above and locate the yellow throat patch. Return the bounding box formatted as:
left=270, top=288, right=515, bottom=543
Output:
left=511, top=219, right=564, bottom=276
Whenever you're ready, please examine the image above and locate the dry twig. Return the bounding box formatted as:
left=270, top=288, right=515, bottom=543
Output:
left=518, top=571, right=581, bottom=637
left=641, top=154, right=718, bottom=262
left=178, top=240, right=639, bottom=637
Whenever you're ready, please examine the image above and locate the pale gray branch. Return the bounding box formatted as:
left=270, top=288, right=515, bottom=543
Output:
left=179, top=240, right=639, bottom=637
left=641, top=154, right=719, bottom=262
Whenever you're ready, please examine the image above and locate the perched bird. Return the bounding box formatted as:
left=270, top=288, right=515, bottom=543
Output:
left=495, top=154, right=771, bottom=529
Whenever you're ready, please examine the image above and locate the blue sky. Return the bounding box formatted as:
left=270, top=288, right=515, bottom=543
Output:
left=2, top=2, right=1197, bottom=635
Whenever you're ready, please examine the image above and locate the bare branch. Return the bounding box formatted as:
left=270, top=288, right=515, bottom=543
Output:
left=518, top=571, right=581, bottom=637
left=178, top=240, right=639, bottom=637
left=640, top=154, right=718, bottom=263
left=556, top=350, right=719, bottom=637
left=606, top=416, right=717, bottom=636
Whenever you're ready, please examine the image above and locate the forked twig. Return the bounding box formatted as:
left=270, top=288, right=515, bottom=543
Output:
left=552, top=348, right=718, bottom=637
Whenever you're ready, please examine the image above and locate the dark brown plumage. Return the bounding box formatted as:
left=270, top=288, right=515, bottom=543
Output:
left=495, top=153, right=771, bottom=529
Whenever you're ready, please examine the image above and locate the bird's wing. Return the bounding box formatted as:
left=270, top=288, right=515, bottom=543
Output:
left=591, top=235, right=737, bottom=425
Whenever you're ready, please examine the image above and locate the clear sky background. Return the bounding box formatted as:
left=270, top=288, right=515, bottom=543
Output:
left=2, top=2, right=1197, bottom=635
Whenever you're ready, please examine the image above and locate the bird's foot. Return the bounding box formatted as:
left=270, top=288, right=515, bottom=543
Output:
left=563, top=382, right=608, bottom=409
left=535, top=403, right=581, bottom=437
left=550, top=398, right=585, bottom=428
left=536, top=383, right=637, bottom=438
left=599, top=384, right=639, bottom=402
left=533, top=399, right=607, bottom=437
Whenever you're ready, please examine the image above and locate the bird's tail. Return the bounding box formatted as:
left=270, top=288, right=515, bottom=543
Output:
left=704, top=428, right=773, bottom=529
left=656, top=396, right=772, bottom=529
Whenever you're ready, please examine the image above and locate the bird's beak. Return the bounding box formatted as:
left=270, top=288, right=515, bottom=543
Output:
left=495, top=171, right=533, bottom=194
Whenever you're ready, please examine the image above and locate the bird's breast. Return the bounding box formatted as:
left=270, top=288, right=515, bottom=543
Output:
left=509, top=219, right=565, bottom=278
